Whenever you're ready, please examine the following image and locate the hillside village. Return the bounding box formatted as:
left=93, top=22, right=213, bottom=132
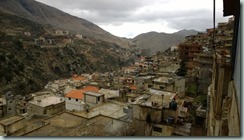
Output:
left=0, top=13, right=240, bottom=136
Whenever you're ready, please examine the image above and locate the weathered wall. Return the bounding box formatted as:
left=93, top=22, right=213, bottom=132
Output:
left=65, top=98, right=84, bottom=111
left=132, top=104, right=162, bottom=123
left=85, top=95, right=97, bottom=104
left=28, top=102, right=65, bottom=116
left=227, top=81, right=240, bottom=136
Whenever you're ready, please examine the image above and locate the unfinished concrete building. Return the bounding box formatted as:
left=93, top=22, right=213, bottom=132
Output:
left=178, top=43, right=202, bottom=71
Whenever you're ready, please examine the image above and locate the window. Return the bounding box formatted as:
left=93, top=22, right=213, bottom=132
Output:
left=9, top=100, right=12, bottom=103
left=69, top=98, right=71, bottom=100
left=76, top=99, right=78, bottom=102
left=98, top=97, right=100, bottom=101
left=153, top=126, right=162, bottom=132
left=43, top=109, right=47, bottom=114
left=8, top=108, right=11, bottom=110
left=160, top=86, right=165, bottom=90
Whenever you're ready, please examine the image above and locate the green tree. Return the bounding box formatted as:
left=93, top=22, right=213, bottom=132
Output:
left=176, top=59, right=187, bottom=76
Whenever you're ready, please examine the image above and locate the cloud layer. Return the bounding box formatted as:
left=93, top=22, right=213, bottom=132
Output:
left=35, top=0, right=229, bottom=38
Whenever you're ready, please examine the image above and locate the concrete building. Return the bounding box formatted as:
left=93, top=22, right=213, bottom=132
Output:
left=28, top=96, right=65, bottom=116
left=158, top=62, right=180, bottom=73
left=0, top=115, right=26, bottom=136
left=132, top=89, right=178, bottom=124
left=134, top=75, right=155, bottom=89
left=65, top=89, right=86, bottom=111
left=173, top=76, right=186, bottom=97
left=84, top=92, right=104, bottom=106
left=132, top=94, right=164, bottom=123
left=177, top=99, right=188, bottom=119
left=65, top=86, right=99, bottom=111
left=3, top=91, right=16, bottom=117
left=193, top=53, right=213, bottom=94
left=206, top=2, right=240, bottom=135
left=178, top=43, right=202, bottom=70
left=98, top=88, right=119, bottom=99
left=151, top=124, right=174, bottom=136
left=0, top=98, right=6, bottom=118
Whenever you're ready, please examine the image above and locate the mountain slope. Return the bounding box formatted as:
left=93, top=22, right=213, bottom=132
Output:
left=132, top=30, right=198, bottom=55
left=0, top=10, right=132, bottom=95
left=0, top=0, right=129, bottom=48
left=173, top=29, right=199, bottom=36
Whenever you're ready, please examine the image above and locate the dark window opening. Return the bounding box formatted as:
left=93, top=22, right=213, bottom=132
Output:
left=76, top=99, right=78, bottom=102
left=69, top=97, right=71, bottom=100
left=98, top=97, right=100, bottom=101
left=160, top=86, right=165, bottom=90
left=43, top=109, right=47, bottom=114
left=153, top=126, right=162, bottom=132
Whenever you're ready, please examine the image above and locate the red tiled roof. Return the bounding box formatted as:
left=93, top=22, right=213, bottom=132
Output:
left=65, top=86, right=100, bottom=99
left=83, top=86, right=99, bottom=92
left=72, top=76, right=86, bottom=81
left=65, top=89, right=84, bottom=100
left=130, top=85, right=137, bottom=90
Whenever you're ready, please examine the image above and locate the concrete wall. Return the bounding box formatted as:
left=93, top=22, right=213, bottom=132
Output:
left=163, top=109, right=179, bottom=123
left=85, top=95, right=104, bottom=105
left=46, top=103, right=65, bottom=115
left=65, top=98, right=85, bottom=111
left=85, top=95, right=97, bottom=104
left=28, top=102, right=65, bottom=116
left=167, top=84, right=174, bottom=91
left=174, top=78, right=186, bottom=97
left=0, top=125, right=4, bottom=134
left=159, top=63, right=179, bottom=73
left=132, top=104, right=162, bottom=123
left=6, top=119, right=26, bottom=135
left=0, top=117, right=26, bottom=135
left=227, top=81, right=240, bottom=136
left=153, top=83, right=174, bottom=91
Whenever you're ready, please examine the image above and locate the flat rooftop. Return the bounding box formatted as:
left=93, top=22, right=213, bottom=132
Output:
left=84, top=91, right=103, bottom=97
left=136, top=75, right=155, bottom=80
left=73, top=101, right=127, bottom=119
left=24, top=112, right=130, bottom=136
left=99, top=88, right=119, bottom=99
left=29, top=96, right=64, bottom=107
left=133, top=89, right=177, bottom=109
left=0, top=115, right=25, bottom=126
left=153, top=77, right=173, bottom=84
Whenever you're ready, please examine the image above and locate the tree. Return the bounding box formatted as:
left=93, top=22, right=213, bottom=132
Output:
left=176, top=59, right=187, bottom=76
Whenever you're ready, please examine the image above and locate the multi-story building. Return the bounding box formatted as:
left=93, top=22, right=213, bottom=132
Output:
left=206, top=0, right=240, bottom=135
left=178, top=43, right=202, bottom=71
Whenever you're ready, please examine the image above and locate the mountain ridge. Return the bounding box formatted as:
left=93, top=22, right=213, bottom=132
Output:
left=131, top=29, right=199, bottom=55
left=0, top=0, right=130, bottom=48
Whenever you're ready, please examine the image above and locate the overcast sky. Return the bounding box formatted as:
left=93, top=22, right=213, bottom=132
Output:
left=35, top=0, right=230, bottom=38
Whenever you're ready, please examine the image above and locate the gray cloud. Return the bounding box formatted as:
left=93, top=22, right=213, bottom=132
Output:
left=35, top=0, right=228, bottom=34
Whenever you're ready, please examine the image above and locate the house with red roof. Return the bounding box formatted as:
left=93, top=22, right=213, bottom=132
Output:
left=65, top=86, right=100, bottom=111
